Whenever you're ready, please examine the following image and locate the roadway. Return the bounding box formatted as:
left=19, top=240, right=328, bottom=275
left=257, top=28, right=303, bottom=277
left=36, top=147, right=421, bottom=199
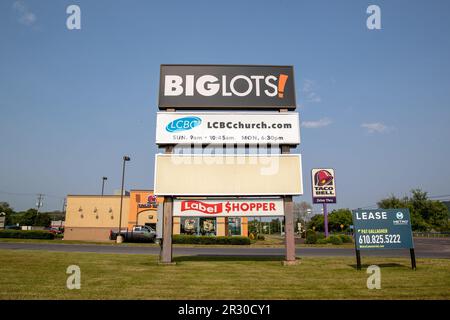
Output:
left=0, top=238, right=449, bottom=258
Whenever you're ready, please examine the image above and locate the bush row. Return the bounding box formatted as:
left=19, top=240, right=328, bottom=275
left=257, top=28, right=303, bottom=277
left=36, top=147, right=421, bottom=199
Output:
left=249, top=233, right=265, bottom=241
left=305, top=230, right=352, bottom=245
left=172, top=235, right=251, bottom=245
left=0, top=229, right=55, bottom=239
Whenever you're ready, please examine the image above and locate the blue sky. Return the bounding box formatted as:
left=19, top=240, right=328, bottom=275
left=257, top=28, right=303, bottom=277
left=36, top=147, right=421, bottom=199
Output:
left=1, top=0, right=449, bottom=212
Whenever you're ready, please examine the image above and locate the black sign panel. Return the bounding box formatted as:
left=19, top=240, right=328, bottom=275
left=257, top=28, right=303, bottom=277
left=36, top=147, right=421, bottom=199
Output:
left=159, top=65, right=296, bottom=110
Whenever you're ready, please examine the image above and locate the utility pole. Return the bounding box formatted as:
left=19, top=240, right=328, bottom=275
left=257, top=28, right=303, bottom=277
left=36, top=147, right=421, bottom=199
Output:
left=101, top=176, right=108, bottom=196
left=36, top=194, right=44, bottom=215
left=117, top=156, right=130, bottom=243
left=62, top=198, right=67, bottom=216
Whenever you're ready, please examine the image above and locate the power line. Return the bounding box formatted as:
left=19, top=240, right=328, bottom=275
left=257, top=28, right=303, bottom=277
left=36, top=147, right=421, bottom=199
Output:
left=0, top=191, right=64, bottom=199
left=428, top=194, right=450, bottom=199
left=0, top=191, right=36, bottom=197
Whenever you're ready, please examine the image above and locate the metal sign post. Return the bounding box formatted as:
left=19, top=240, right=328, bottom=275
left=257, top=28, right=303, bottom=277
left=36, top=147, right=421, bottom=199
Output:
left=355, top=249, right=362, bottom=271
left=323, top=203, right=329, bottom=238
left=410, top=248, right=417, bottom=270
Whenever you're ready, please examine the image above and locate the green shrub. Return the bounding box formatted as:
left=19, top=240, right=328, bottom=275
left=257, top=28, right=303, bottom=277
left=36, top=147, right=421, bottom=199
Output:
left=172, top=235, right=250, bottom=245
left=338, top=234, right=353, bottom=243
left=316, top=233, right=325, bottom=240
left=328, top=235, right=343, bottom=245
left=305, top=230, right=317, bottom=244
left=305, top=233, right=349, bottom=245
left=0, top=230, right=54, bottom=240
left=257, top=234, right=265, bottom=240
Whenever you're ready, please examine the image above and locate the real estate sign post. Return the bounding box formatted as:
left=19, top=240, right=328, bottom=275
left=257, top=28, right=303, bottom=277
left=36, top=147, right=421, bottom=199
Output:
left=352, top=208, right=416, bottom=270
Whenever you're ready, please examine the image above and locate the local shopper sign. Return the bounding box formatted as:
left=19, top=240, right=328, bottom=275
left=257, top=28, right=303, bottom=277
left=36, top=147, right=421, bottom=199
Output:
left=311, top=168, right=336, bottom=204
left=173, top=198, right=284, bottom=217
left=352, top=209, right=414, bottom=249
left=158, top=65, right=296, bottom=109
left=156, top=112, right=300, bottom=145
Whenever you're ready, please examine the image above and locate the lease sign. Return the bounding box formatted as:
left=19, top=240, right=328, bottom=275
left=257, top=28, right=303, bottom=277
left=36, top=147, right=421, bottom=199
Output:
left=352, top=209, right=414, bottom=249
left=173, top=198, right=284, bottom=217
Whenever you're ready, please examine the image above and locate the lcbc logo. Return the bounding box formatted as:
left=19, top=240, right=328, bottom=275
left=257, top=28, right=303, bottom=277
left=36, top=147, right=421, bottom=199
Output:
left=164, top=74, right=289, bottom=98
left=166, top=116, right=201, bottom=133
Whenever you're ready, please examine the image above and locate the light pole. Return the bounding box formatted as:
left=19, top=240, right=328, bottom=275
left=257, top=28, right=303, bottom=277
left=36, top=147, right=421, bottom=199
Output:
left=101, top=176, right=108, bottom=196
left=117, top=156, right=130, bottom=244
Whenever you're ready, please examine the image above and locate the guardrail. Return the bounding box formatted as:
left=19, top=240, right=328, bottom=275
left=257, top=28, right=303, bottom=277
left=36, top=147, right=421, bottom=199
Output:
left=413, top=232, right=450, bottom=238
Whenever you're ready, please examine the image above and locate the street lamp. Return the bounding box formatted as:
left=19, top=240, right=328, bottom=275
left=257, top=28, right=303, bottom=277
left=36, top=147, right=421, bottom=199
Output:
left=101, top=176, right=108, bottom=196
left=117, top=156, right=130, bottom=244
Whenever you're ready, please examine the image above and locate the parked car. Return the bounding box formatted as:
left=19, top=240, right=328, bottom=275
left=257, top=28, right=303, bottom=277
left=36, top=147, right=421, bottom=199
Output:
left=43, top=227, right=63, bottom=235
left=109, top=225, right=156, bottom=243
left=5, top=225, right=21, bottom=230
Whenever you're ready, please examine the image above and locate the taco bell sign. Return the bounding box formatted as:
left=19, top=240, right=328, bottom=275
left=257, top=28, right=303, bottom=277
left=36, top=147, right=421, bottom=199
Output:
left=311, top=168, right=337, bottom=204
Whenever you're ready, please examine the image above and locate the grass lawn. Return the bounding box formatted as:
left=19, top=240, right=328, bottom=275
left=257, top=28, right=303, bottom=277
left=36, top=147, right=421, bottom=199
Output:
left=0, top=249, right=449, bottom=299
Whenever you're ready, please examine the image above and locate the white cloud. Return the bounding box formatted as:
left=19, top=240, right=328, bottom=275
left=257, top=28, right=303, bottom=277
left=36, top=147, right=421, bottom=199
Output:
left=302, top=118, right=332, bottom=128
left=302, top=79, right=322, bottom=103
left=361, top=122, right=392, bottom=134
left=13, top=1, right=36, bottom=26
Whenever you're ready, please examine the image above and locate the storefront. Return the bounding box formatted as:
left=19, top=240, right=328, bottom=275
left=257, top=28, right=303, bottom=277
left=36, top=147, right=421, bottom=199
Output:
left=179, top=217, right=216, bottom=236
left=64, top=190, right=248, bottom=241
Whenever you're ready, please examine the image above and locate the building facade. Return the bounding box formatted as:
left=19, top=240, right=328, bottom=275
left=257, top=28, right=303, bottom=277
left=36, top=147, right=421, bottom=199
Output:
left=64, top=190, right=248, bottom=241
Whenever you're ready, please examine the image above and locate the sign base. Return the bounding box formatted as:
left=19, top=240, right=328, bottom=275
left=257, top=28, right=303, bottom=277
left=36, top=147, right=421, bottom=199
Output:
left=158, top=261, right=177, bottom=266
left=282, top=259, right=301, bottom=266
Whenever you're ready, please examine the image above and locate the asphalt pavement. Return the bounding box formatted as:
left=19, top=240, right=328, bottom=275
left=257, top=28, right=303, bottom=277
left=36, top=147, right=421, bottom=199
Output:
left=0, top=238, right=449, bottom=258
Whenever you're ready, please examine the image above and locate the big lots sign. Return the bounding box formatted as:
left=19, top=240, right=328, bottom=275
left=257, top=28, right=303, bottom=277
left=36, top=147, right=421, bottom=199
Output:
left=173, top=198, right=284, bottom=217
left=158, top=65, right=296, bottom=110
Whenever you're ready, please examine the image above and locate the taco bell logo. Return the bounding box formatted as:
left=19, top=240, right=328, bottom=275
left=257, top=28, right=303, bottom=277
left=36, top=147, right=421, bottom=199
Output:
left=166, top=116, right=201, bottom=132
left=314, top=170, right=334, bottom=186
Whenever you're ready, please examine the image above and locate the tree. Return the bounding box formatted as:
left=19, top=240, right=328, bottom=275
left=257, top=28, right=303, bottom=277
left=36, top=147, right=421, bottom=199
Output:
left=0, top=202, right=15, bottom=225
left=35, top=213, right=51, bottom=227
left=14, top=209, right=51, bottom=227
left=308, top=209, right=353, bottom=233
left=293, top=202, right=312, bottom=232
left=378, top=189, right=449, bottom=231
left=328, top=209, right=352, bottom=232
left=19, top=209, right=38, bottom=226
left=377, top=194, right=409, bottom=209
left=307, top=214, right=324, bottom=232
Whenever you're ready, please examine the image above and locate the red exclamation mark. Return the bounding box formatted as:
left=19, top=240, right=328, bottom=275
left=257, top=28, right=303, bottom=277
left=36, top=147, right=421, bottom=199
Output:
left=278, top=74, right=288, bottom=98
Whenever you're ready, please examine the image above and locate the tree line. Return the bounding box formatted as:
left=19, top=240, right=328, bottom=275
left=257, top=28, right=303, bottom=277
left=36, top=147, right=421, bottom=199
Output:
left=0, top=202, right=64, bottom=227
left=307, top=189, right=449, bottom=232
